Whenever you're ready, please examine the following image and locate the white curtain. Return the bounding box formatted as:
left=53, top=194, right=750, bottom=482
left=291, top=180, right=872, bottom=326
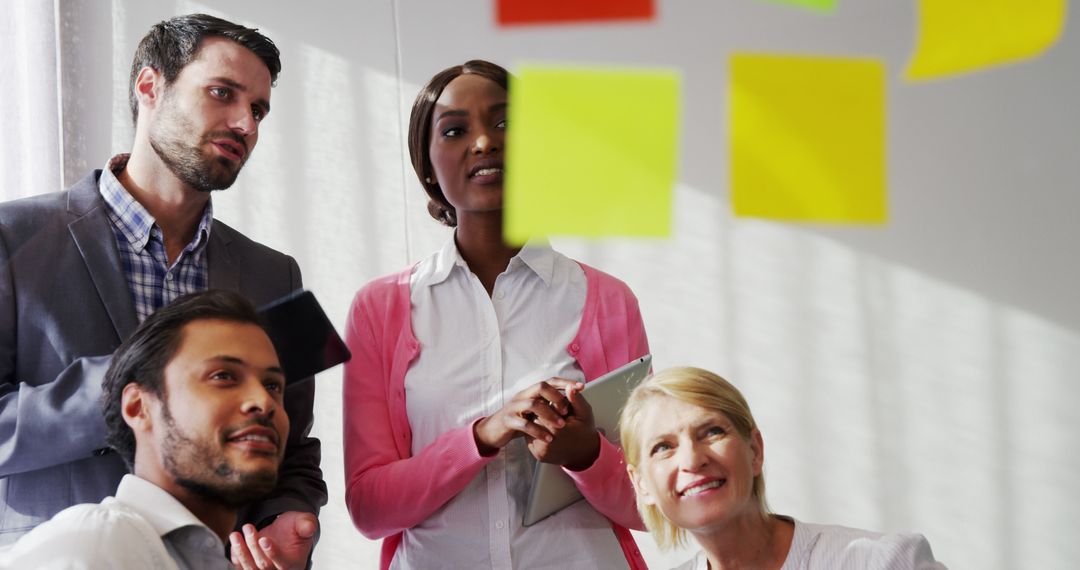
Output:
left=0, top=0, right=62, bottom=201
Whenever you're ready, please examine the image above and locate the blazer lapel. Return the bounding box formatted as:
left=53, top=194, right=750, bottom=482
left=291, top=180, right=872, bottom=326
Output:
left=66, top=175, right=139, bottom=340
left=208, top=228, right=240, bottom=292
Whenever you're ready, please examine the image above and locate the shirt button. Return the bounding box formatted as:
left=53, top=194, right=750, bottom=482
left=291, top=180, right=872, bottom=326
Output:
left=496, top=290, right=505, bottom=300
left=495, top=520, right=505, bottom=530
left=165, top=273, right=173, bottom=281
left=570, top=342, right=581, bottom=352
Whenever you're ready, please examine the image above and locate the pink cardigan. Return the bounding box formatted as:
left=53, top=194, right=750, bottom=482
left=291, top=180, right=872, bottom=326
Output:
left=343, top=262, right=651, bottom=570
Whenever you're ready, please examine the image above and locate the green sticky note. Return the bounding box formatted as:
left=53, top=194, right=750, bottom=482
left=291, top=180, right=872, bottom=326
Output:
left=906, top=0, right=1066, bottom=81
left=730, top=53, right=886, bottom=223
left=504, top=66, right=679, bottom=245
left=757, top=0, right=838, bottom=13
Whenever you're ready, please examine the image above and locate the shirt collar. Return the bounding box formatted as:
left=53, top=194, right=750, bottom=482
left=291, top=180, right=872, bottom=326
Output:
left=514, top=240, right=556, bottom=286
left=427, top=234, right=469, bottom=287
left=781, top=516, right=814, bottom=566
left=427, top=233, right=556, bottom=287
left=114, top=474, right=222, bottom=547
left=99, top=154, right=214, bottom=252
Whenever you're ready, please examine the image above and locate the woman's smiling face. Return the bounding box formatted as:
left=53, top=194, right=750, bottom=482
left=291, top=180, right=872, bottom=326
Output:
left=427, top=74, right=508, bottom=220
left=629, top=395, right=764, bottom=534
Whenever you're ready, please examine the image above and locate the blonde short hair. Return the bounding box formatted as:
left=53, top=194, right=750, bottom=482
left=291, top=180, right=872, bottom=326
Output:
left=619, top=367, right=768, bottom=549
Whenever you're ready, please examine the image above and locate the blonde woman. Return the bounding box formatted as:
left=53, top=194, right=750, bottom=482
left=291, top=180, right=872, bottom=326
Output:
left=619, top=367, right=947, bottom=570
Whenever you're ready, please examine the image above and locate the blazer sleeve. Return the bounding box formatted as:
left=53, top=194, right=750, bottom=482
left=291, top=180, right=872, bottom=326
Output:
left=564, top=274, right=650, bottom=530
left=242, top=256, right=328, bottom=524
left=342, top=285, right=493, bottom=539
left=0, top=356, right=112, bottom=477
left=0, top=229, right=113, bottom=477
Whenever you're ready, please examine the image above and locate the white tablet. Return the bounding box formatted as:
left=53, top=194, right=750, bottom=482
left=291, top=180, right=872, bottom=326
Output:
left=521, top=354, right=652, bottom=527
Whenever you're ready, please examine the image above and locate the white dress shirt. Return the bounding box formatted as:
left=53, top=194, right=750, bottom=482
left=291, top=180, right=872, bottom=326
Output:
left=394, top=236, right=627, bottom=569
left=673, top=516, right=947, bottom=570
left=0, top=475, right=231, bottom=570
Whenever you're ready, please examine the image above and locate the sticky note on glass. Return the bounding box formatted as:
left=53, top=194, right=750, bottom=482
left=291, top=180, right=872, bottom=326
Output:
left=496, top=0, right=654, bottom=26
left=730, top=53, right=886, bottom=224
left=906, top=0, right=1066, bottom=80
left=757, top=0, right=838, bottom=13
left=504, top=66, right=679, bottom=244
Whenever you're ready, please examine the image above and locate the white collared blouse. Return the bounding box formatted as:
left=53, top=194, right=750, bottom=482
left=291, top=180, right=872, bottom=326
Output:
left=394, top=236, right=627, bottom=569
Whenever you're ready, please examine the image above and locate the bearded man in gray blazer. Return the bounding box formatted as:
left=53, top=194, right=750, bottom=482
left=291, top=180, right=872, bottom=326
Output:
left=0, top=14, right=325, bottom=567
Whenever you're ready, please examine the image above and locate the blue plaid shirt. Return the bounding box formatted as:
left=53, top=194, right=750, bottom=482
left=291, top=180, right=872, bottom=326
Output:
left=99, top=155, right=212, bottom=323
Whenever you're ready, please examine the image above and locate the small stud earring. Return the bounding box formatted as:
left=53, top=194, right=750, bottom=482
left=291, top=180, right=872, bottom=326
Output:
left=425, top=177, right=433, bottom=184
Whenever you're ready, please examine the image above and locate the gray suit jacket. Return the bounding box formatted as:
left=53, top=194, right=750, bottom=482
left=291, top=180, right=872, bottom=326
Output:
left=0, top=171, right=327, bottom=543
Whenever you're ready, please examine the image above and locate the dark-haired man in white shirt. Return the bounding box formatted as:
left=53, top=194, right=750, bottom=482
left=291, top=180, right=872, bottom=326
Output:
left=1, top=290, right=301, bottom=569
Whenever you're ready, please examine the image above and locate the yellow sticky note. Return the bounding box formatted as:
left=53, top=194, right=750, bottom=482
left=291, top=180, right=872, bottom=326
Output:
left=504, top=66, right=679, bottom=245
left=730, top=53, right=886, bottom=223
left=906, top=0, right=1066, bottom=80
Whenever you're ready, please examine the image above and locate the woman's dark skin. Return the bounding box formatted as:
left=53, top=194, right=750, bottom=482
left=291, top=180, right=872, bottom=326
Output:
left=426, top=73, right=514, bottom=295
left=425, top=72, right=600, bottom=470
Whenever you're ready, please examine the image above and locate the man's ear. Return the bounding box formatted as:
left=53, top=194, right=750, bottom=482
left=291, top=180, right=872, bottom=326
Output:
left=121, top=383, right=154, bottom=434
left=627, top=464, right=656, bottom=506
left=133, top=66, right=164, bottom=115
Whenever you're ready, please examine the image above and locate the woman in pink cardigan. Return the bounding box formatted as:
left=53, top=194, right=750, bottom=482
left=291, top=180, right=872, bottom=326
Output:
left=343, top=60, right=650, bottom=569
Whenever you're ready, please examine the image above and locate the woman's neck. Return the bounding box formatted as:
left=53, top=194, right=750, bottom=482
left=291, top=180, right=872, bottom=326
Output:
left=454, top=211, right=520, bottom=295
left=696, top=513, right=793, bottom=570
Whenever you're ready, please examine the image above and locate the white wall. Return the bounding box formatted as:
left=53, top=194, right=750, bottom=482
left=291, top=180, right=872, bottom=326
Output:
left=57, top=1, right=1080, bottom=568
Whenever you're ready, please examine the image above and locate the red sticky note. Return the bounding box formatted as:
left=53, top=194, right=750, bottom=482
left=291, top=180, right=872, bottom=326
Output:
left=497, top=0, right=654, bottom=26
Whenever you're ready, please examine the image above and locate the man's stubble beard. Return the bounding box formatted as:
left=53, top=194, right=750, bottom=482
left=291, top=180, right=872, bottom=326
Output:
left=159, top=403, right=279, bottom=508
left=148, top=89, right=248, bottom=193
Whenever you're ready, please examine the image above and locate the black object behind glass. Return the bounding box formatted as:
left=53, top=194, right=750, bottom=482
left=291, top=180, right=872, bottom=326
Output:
left=257, top=289, right=351, bottom=383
